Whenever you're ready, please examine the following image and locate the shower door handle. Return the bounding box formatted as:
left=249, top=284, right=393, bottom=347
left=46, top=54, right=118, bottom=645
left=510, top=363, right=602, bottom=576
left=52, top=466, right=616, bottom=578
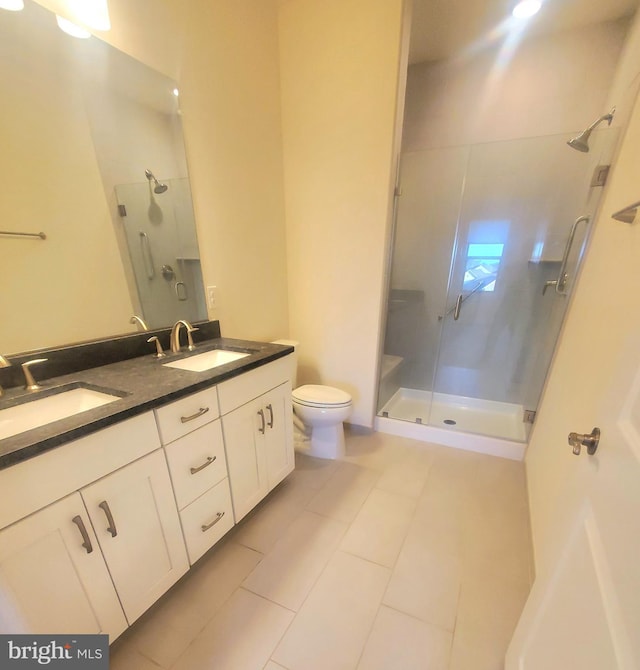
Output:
left=556, top=216, right=590, bottom=295
left=139, top=232, right=155, bottom=280
left=453, top=293, right=463, bottom=320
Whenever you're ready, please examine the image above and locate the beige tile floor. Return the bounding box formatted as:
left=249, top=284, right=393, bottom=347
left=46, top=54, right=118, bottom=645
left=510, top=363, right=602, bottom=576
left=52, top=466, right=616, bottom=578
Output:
left=110, top=428, right=533, bottom=670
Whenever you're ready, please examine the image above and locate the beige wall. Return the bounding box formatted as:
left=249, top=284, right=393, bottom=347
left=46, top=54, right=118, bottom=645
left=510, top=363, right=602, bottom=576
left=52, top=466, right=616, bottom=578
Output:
left=31, top=0, right=290, bottom=344
left=179, top=0, right=289, bottom=341
left=278, top=0, right=405, bottom=426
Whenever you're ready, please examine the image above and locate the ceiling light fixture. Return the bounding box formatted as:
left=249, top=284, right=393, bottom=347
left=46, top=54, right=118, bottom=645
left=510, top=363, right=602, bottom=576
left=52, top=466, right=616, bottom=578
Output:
left=512, top=0, right=542, bottom=19
left=73, top=0, right=110, bottom=31
left=55, top=0, right=111, bottom=38
left=0, top=0, right=24, bottom=10
left=56, top=15, right=91, bottom=39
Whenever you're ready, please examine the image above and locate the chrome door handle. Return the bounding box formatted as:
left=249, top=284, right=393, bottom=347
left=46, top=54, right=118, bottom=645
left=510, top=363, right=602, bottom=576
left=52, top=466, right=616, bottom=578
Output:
left=266, top=404, right=274, bottom=428
left=71, top=515, right=93, bottom=554
left=98, top=501, right=118, bottom=537
left=453, top=293, right=463, bottom=320
left=258, top=409, right=266, bottom=434
left=201, top=511, right=225, bottom=532
left=180, top=407, right=209, bottom=423
left=556, top=215, right=590, bottom=295
left=190, top=455, right=216, bottom=474
left=568, top=427, right=600, bottom=455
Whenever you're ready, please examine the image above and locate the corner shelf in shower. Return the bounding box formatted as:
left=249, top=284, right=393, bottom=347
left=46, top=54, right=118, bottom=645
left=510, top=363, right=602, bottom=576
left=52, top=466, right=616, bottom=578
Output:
left=380, top=354, right=403, bottom=381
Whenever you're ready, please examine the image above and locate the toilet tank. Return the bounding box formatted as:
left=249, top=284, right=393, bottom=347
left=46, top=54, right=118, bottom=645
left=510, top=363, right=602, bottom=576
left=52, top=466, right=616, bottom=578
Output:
left=271, top=339, right=298, bottom=387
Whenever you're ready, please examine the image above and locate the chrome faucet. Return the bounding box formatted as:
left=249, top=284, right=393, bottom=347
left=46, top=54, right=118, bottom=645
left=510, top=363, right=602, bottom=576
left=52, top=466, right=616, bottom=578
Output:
left=130, top=315, right=149, bottom=331
left=170, top=320, right=199, bottom=354
left=0, top=354, right=11, bottom=397
left=22, top=358, right=48, bottom=392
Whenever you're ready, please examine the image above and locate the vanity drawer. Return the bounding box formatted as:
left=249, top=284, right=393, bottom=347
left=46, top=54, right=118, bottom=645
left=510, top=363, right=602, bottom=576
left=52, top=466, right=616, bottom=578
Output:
left=155, top=387, right=219, bottom=445
left=180, top=479, right=234, bottom=564
left=164, top=420, right=227, bottom=510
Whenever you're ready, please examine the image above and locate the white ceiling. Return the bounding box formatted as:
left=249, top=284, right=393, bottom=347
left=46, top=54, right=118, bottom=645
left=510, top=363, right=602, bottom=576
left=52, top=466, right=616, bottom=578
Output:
left=409, top=0, right=640, bottom=64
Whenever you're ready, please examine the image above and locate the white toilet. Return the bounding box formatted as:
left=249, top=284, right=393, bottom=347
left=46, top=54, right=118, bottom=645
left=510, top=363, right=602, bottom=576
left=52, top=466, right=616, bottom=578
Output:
left=292, top=384, right=352, bottom=460
left=272, top=339, right=352, bottom=460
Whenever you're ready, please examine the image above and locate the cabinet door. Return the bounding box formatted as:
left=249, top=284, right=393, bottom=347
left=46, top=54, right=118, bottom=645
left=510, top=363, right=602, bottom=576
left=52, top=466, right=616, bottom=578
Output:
left=0, top=493, right=127, bottom=639
left=81, top=450, right=188, bottom=624
left=222, top=398, right=269, bottom=522
left=263, top=381, right=294, bottom=489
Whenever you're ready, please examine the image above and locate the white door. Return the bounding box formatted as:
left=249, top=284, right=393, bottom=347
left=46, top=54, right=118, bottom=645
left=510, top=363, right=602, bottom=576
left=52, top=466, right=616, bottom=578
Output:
left=506, top=92, right=640, bottom=665
left=0, top=493, right=127, bottom=639
left=81, top=450, right=188, bottom=624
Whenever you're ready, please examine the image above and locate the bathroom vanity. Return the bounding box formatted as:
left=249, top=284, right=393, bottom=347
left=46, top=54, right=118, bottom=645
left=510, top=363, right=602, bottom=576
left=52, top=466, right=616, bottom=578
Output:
left=0, top=332, right=294, bottom=641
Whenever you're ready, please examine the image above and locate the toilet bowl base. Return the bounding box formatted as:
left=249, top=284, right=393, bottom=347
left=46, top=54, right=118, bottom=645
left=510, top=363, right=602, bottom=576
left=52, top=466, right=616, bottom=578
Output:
left=309, top=423, right=346, bottom=460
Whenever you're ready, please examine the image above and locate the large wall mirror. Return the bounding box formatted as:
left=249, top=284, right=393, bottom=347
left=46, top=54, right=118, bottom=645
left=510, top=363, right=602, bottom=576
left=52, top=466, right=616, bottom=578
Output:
left=0, top=0, right=207, bottom=355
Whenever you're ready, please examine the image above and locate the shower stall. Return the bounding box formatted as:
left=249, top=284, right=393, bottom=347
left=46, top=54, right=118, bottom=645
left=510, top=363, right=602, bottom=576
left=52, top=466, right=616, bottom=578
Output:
left=115, top=175, right=207, bottom=329
left=376, top=127, right=618, bottom=453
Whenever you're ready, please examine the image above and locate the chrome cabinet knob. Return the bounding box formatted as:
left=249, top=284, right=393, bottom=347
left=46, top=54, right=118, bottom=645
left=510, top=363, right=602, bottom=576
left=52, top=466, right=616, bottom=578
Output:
left=568, top=427, right=600, bottom=456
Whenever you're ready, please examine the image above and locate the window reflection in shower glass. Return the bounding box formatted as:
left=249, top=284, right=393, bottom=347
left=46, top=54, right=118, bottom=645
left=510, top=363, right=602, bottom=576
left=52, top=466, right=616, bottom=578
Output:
left=463, top=220, right=509, bottom=292
left=464, top=243, right=504, bottom=292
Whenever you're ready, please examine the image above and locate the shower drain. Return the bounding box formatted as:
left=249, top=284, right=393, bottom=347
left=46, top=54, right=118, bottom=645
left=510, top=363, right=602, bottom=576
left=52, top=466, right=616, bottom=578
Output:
left=443, top=419, right=457, bottom=425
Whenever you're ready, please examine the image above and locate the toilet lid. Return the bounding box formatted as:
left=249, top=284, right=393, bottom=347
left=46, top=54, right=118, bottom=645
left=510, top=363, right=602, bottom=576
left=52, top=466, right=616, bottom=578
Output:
left=292, top=384, right=352, bottom=407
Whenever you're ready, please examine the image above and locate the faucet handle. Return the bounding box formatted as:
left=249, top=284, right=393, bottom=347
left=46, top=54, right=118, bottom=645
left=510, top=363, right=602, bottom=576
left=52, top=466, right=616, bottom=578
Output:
left=22, top=358, right=48, bottom=392
left=147, top=336, right=166, bottom=358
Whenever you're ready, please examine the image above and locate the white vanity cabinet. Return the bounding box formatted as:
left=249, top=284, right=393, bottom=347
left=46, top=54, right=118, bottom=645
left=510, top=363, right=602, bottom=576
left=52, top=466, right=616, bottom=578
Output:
left=219, top=356, right=294, bottom=521
left=154, top=388, right=235, bottom=565
left=80, top=450, right=189, bottom=624
left=0, top=492, right=128, bottom=638
left=0, top=351, right=295, bottom=640
left=0, top=412, right=186, bottom=638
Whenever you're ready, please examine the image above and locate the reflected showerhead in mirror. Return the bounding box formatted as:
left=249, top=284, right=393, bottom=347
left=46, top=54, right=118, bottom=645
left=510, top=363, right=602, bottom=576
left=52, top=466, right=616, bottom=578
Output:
left=144, top=168, right=168, bottom=194
left=567, top=108, right=615, bottom=152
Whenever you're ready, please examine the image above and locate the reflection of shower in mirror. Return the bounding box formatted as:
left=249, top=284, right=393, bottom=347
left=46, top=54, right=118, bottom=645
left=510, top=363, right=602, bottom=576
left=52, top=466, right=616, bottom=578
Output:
left=144, top=169, right=169, bottom=194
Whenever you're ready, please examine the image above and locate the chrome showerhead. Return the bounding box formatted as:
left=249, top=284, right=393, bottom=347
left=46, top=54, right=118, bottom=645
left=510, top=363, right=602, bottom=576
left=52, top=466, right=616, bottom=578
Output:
left=567, top=108, right=615, bottom=153
left=567, top=132, right=591, bottom=153
left=145, top=168, right=168, bottom=194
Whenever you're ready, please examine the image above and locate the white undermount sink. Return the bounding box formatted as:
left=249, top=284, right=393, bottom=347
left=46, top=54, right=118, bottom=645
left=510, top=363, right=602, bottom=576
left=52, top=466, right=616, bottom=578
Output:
left=0, top=386, right=122, bottom=441
left=163, top=349, right=250, bottom=372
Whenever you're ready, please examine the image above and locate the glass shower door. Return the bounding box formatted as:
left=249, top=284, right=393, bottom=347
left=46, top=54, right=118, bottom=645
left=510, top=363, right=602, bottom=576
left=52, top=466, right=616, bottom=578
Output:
left=377, top=145, right=469, bottom=425
left=431, top=130, right=618, bottom=441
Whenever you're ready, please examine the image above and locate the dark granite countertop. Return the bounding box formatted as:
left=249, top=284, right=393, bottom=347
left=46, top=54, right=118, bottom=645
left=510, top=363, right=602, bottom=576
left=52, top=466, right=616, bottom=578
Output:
left=0, top=338, right=293, bottom=470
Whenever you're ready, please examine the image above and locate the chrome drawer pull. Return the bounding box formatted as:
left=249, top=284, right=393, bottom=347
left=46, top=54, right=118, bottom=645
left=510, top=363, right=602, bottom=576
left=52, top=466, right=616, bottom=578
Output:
left=266, top=403, right=274, bottom=428
left=72, top=515, right=93, bottom=554
left=98, top=501, right=118, bottom=538
left=258, top=409, right=266, bottom=434
left=201, top=511, right=225, bottom=532
left=180, top=407, right=210, bottom=423
left=190, top=455, right=216, bottom=474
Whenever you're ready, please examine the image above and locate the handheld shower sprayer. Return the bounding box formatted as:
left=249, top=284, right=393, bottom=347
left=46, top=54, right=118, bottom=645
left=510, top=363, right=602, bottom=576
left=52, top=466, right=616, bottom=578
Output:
left=144, top=169, right=169, bottom=194
left=567, top=108, right=615, bottom=153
